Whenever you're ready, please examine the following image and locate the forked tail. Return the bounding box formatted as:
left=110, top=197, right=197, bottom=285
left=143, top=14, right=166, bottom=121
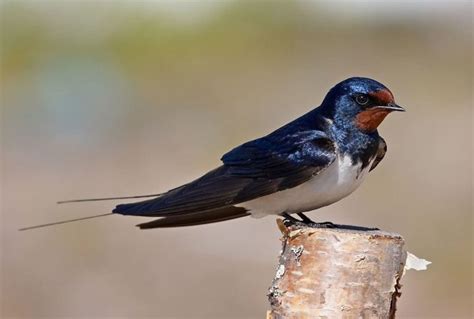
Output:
left=20, top=192, right=163, bottom=231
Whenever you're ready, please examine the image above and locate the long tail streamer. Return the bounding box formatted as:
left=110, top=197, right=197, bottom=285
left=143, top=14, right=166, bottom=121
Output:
left=19, top=213, right=114, bottom=231
left=57, top=193, right=161, bottom=204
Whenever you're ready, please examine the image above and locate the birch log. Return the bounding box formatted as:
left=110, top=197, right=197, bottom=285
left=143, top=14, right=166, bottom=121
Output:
left=267, top=220, right=406, bottom=319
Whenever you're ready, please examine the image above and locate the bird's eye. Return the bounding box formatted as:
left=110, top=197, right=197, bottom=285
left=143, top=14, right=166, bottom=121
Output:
left=355, top=94, right=369, bottom=106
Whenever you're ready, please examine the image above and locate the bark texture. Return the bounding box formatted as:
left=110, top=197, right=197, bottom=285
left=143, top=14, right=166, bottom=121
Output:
left=267, top=220, right=406, bottom=319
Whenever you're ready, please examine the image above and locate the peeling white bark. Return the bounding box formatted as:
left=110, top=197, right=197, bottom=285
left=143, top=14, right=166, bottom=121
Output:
left=267, top=220, right=408, bottom=319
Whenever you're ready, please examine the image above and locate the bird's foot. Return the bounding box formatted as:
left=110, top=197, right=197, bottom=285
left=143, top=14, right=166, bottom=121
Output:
left=308, top=221, right=338, bottom=228
left=282, top=213, right=335, bottom=228
left=307, top=221, right=379, bottom=230
left=281, top=213, right=301, bottom=226
left=281, top=213, right=379, bottom=231
left=288, top=213, right=336, bottom=228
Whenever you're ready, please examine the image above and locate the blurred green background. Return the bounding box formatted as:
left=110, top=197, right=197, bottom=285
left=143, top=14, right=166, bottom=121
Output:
left=1, top=1, right=472, bottom=318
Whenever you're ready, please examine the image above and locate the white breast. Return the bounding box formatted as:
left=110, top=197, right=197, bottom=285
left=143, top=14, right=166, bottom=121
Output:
left=237, top=154, right=373, bottom=218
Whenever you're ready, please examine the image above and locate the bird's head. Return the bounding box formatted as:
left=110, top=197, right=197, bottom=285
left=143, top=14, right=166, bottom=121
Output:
left=320, top=77, right=405, bottom=133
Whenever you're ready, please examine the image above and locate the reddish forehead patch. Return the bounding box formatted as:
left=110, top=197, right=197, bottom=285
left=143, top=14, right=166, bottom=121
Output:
left=368, top=89, right=394, bottom=105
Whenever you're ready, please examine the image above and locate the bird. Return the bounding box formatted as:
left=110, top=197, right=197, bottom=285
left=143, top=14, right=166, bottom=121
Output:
left=20, top=77, right=404, bottom=231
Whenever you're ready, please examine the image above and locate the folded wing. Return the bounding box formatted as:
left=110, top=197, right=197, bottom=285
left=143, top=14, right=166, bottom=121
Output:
left=113, top=130, right=336, bottom=227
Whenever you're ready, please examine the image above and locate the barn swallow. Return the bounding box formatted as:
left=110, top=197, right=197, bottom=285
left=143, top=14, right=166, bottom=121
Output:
left=20, top=77, right=404, bottom=231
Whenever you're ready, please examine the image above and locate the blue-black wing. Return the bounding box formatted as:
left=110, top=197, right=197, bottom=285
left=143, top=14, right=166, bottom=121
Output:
left=369, top=136, right=387, bottom=172
left=113, top=130, right=336, bottom=226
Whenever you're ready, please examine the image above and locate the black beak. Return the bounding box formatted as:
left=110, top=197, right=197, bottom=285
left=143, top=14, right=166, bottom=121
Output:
left=379, top=102, right=406, bottom=112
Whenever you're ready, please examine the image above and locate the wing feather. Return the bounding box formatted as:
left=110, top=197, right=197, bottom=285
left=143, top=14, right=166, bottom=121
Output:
left=369, top=136, right=387, bottom=172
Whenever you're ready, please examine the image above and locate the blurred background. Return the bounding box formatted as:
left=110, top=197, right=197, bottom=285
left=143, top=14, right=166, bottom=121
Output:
left=1, top=0, right=472, bottom=318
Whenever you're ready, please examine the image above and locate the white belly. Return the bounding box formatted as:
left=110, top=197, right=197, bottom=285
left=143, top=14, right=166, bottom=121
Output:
left=237, top=154, right=372, bottom=218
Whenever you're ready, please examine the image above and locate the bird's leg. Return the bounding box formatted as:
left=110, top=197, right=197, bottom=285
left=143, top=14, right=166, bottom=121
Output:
left=297, top=213, right=315, bottom=224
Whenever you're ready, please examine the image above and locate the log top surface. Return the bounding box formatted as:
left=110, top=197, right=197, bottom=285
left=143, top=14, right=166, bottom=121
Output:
left=277, top=219, right=403, bottom=240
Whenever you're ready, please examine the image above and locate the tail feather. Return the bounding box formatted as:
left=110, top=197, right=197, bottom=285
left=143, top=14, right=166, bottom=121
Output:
left=137, top=206, right=249, bottom=229
left=57, top=193, right=163, bottom=204
left=19, top=213, right=113, bottom=231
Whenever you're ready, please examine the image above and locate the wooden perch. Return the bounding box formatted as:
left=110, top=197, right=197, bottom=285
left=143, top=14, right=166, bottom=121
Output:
left=267, top=220, right=407, bottom=319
